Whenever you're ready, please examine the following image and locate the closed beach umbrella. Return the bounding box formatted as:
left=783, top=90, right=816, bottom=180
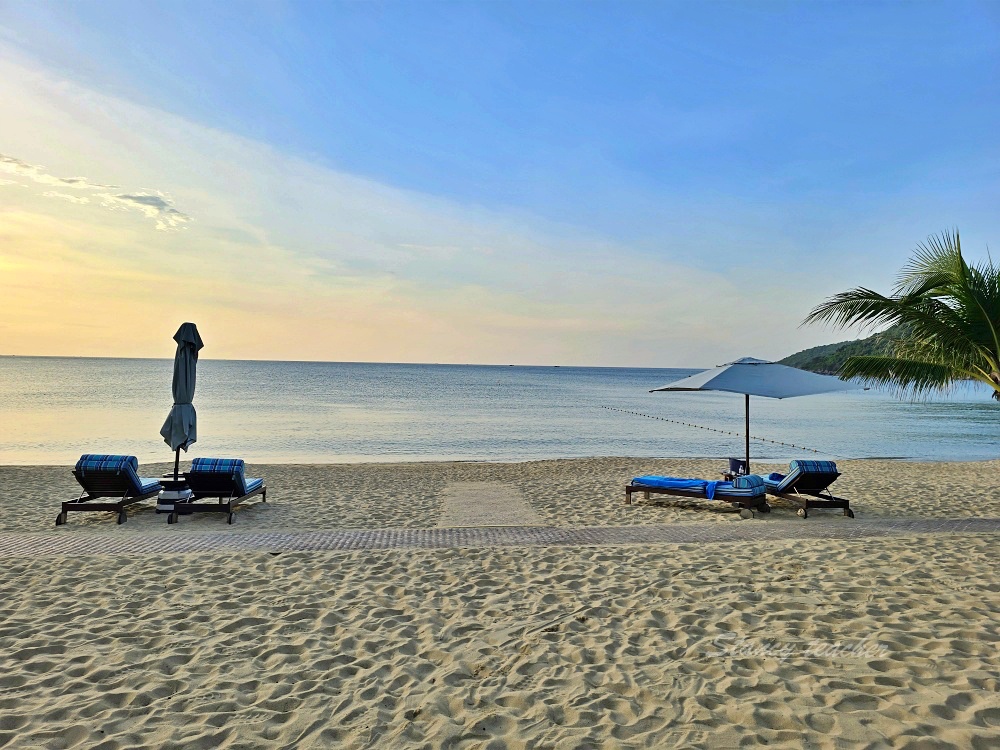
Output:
left=650, top=357, right=860, bottom=472
left=160, top=322, right=204, bottom=479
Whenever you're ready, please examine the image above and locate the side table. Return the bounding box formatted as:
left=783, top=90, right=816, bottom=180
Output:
left=157, top=474, right=193, bottom=512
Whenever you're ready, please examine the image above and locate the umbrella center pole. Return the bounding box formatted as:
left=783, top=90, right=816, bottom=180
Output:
left=174, top=448, right=180, bottom=481
left=745, top=394, right=750, bottom=474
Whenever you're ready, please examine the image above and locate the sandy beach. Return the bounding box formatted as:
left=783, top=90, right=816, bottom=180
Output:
left=2, top=458, right=1000, bottom=748
left=6, top=2, right=999, bottom=747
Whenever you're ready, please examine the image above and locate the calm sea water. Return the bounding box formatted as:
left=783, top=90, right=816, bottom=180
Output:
left=0, top=356, right=997, bottom=465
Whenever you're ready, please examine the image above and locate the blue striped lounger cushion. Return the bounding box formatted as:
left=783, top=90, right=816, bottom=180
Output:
left=715, top=473, right=766, bottom=498
left=632, top=473, right=765, bottom=500
left=764, top=460, right=839, bottom=492
left=190, top=457, right=263, bottom=495
left=75, top=454, right=160, bottom=494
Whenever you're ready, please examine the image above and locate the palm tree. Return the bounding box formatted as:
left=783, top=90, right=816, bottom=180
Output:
left=803, top=229, right=1000, bottom=401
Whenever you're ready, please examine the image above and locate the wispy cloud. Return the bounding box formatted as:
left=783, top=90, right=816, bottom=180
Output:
left=0, top=152, right=116, bottom=189
left=98, top=192, right=190, bottom=230
left=0, top=152, right=190, bottom=230
left=42, top=191, right=90, bottom=204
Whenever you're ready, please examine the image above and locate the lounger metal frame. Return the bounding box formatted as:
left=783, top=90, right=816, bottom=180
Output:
left=624, top=483, right=770, bottom=519
left=167, top=473, right=267, bottom=525
left=56, top=470, right=160, bottom=526
left=766, top=473, right=854, bottom=519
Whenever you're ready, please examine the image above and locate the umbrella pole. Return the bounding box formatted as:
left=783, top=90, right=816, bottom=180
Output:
left=744, top=394, right=750, bottom=474
left=174, top=448, right=180, bottom=481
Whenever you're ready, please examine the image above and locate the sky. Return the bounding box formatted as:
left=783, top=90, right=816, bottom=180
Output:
left=0, top=0, right=998, bottom=367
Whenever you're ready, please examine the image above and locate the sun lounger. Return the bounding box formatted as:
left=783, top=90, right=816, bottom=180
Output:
left=625, top=473, right=769, bottom=518
left=168, top=458, right=266, bottom=525
left=763, top=460, right=853, bottom=518
left=56, top=454, right=162, bottom=526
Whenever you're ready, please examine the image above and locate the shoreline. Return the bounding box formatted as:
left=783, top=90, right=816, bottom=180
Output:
left=5, top=456, right=1000, bottom=536
left=3, top=452, right=999, bottom=469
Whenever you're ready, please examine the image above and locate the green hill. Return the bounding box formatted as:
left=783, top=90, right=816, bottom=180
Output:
left=780, top=325, right=906, bottom=375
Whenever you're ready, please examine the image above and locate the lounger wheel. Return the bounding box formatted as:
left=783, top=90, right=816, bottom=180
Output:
left=167, top=512, right=178, bottom=524
left=757, top=503, right=771, bottom=514
left=55, top=512, right=67, bottom=526
left=739, top=508, right=754, bottom=520
left=844, top=508, right=855, bottom=519
left=117, top=511, right=128, bottom=525
left=797, top=508, right=808, bottom=519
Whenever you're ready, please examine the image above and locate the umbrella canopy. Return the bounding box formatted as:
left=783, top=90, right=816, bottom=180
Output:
left=160, top=323, right=204, bottom=473
left=650, top=357, right=860, bottom=471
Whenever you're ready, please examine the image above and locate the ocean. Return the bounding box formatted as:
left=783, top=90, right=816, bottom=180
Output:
left=0, top=356, right=997, bottom=465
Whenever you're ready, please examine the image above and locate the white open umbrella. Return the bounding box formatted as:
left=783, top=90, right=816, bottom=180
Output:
left=650, top=357, right=861, bottom=472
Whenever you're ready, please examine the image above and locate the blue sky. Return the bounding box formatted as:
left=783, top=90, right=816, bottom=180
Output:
left=1, top=1, right=998, bottom=364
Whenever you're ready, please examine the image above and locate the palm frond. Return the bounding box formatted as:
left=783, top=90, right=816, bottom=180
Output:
left=895, top=229, right=963, bottom=297
left=804, top=288, right=984, bottom=362
left=803, top=228, right=1000, bottom=401
left=803, top=288, right=906, bottom=331
left=840, top=355, right=963, bottom=398
left=891, top=298, right=986, bottom=360
left=958, top=257, right=1000, bottom=363
left=891, top=337, right=986, bottom=380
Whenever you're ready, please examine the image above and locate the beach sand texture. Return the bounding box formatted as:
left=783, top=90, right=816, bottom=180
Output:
left=4, top=457, right=1000, bottom=534
left=1, top=459, right=1000, bottom=748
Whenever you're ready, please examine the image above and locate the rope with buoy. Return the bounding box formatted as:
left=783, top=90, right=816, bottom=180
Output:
left=601, top=406, right=823, bottom=455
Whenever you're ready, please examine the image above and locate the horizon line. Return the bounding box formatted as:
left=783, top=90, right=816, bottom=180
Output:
left=0, top=353, right=714, bottom=370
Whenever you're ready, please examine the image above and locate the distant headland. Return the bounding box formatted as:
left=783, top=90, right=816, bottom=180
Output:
left=780, top=325, right=905, bottom=375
